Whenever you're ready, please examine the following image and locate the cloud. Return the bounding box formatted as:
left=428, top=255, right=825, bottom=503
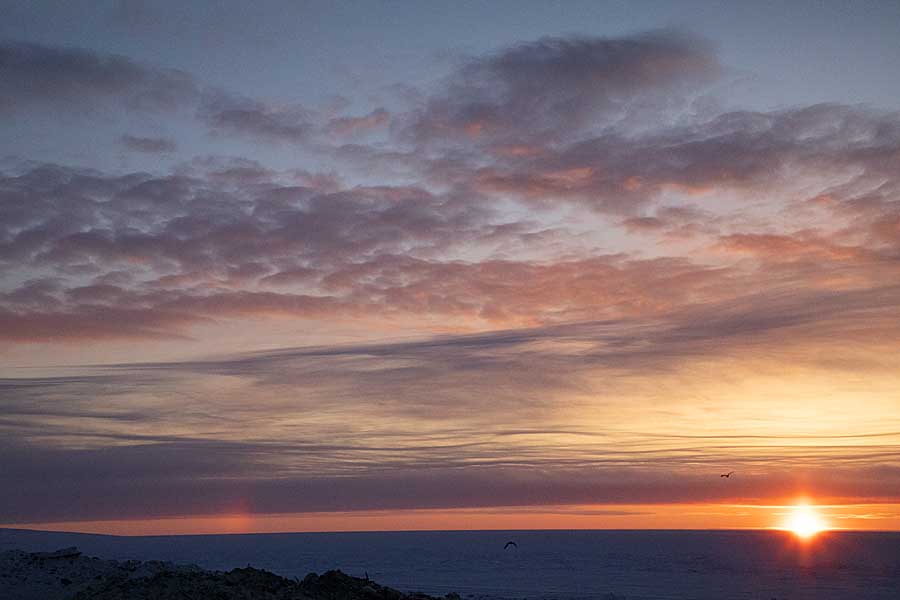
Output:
left=4, top=439, right=896, bottom=523
left=119, top=134, right=177, bottom=153
left=2, top=302, right=900, bottom=522
left=461, top=103, right=900, bottom=213
left=199, top=92, right=316, bottom=144
left=3, top=104, right=900, bottom=340
left=0, top=40, right=197, bottom=113
left=0, top=39, right=353, bottom=147
left=0, top=306, right=201, bottom=342
left=0, top=164, right=490, bottom=276
left=325, top=108, right=390, bottom=138
left=0, top=254, right=731, bottom=341
left=406, top=30, right=718, bottom=145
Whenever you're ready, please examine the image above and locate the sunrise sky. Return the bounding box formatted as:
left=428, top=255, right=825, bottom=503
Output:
left=1, top=1, right=899, bottom=535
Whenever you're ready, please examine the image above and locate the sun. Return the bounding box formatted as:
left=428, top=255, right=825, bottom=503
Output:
left=782, top=503, right=828, bottom=539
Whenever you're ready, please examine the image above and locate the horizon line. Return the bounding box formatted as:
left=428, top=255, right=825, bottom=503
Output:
left=4, top=526, right=898, bottom=538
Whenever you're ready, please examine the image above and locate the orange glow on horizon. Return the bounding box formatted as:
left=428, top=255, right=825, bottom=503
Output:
left=7, top=501, right=897, bottom=537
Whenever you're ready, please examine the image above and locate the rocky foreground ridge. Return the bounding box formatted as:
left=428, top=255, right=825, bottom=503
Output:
left=0, top=547, right=460, bottom=600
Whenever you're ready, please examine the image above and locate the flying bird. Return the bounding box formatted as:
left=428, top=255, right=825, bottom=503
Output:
left=720, top=471, right=735, bottom=478
left=504, top=541, right=518, bottom=550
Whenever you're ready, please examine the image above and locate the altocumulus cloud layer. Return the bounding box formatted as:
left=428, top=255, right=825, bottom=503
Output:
left=1, top=29, right=899, bottom=524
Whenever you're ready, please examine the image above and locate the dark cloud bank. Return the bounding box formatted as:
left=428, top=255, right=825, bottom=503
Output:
left=0, top=40, right=196, bottom=113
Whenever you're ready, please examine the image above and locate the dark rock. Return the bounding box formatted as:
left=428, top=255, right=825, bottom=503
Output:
left=33, top=547, right=81, bottom=559
left=3, top=548, right=460, bottom=600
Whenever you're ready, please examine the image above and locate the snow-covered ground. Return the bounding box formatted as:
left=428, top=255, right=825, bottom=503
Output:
left=1, top=528, right=898, bottom=599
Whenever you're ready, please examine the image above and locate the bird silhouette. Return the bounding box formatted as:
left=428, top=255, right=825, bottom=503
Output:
left=504, top=541, right=518, bottom=549
left=720, top=471, right=735, bottom=478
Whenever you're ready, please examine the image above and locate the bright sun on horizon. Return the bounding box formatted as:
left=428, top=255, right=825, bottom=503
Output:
left=781, top=503, right=829, bottom=539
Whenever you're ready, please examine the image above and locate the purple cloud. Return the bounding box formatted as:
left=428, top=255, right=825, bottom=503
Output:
left=406, top=30, right=718, bottom=145
left=0, top=40, right=197, bottom=113
left=119, top=134, right=178, bottom=153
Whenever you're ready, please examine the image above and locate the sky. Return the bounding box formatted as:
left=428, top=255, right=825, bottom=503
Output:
left=1, top=1, right=899, bottom=535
